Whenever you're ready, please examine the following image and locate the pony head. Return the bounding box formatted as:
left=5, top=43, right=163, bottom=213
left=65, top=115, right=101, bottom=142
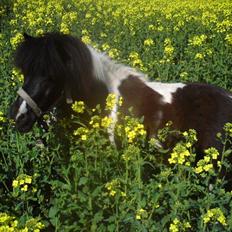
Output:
left=9, top=32, right=94, bottom=132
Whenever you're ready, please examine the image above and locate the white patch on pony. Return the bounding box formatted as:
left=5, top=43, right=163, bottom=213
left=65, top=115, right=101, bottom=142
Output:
left=89, top=46, right=147, bottom=143
left=108, top=95, right=119, bottom=145
left=88, top=46, right=146, bottom=94
left=146, top=82, right=186, bottom=104
left=16, top=100, right=28, bottom=120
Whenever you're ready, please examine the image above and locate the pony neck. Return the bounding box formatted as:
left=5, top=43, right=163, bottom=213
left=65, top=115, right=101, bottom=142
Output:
left=88, top=46, right=146, bottom=95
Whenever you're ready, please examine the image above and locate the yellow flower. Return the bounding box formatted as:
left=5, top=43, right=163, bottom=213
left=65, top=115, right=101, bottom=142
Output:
left=195, top=166, right=203, bottom=174
left=105, top=179, right=120, bottom=197
left=21, top=184, right=28, bottom=192
left=72, top=101, right=85, bottom=113
left=106, top=93, right=117, bottom=111
left=12, top=68, right=24, bottom=82
left=25, top=176, right=32, bottom=184
left=182, top=131, right=188, bottom=137
left=203, top=208, right=227, bottom=226
left=206, top=147, right=219, bottom=160
left=82, top=35, right=91, bottom=44
left=20, top=227, right=29, bottom=232
left=12, top=180, right=19, bottom=188
left=118, top=97, right=123, bottom=106
left=73, top=127, right=89, bottom=141
left=102, top=43, right=110, bottom=51
left=0, top=213, right=12, bottom=223
left=144, top=38, right=154, bottom=46
left=204, top=156, right=210, bottom=163
left=109, top=190, right=116, bottom=196
left=19, top=179, right=25, bottom=185
left=10, top=33, right=24, bottom=49
left=108, top=48, right=119, bottom=58
left=12, top=220, right=18, bottom=228
left=225, top=34, right=232, bottom=45
left=89, top=115, right=101, bottom=128
left=124, top=121, right=146, bottom=143
left=120, top=191, right=126, bottom=197
left=189, top=34, right=207, bottom=46
left=168, top=144, right=190, bottom=165
left=203, top=163, right=213, bottom=172
left=136, top=208, right=147, bottom=220
left=164, top=38, right=174, bottom=57
left=169, top=218, right=180, bottom=232
left=101, top=116, right=113, bottom=128
left=129, top=52, right=143, bottom=68
left=81, top=135, right=87, bottom=141
left=195, top=53, right=204, bottom=59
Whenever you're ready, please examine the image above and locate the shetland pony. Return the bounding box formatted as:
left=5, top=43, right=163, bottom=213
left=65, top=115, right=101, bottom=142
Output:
left=9, top=32, right=232, bottom=156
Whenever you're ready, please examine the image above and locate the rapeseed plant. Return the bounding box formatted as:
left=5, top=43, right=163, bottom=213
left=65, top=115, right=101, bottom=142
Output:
left=1, top=0, right=232, bottom=231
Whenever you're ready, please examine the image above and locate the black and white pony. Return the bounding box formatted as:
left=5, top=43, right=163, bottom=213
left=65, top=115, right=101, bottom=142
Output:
left=9, top=32, right=232, bottom=155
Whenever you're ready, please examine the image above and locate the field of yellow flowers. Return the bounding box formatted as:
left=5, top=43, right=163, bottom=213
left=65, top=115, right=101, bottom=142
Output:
left=0, top=0, right=232, bottom=231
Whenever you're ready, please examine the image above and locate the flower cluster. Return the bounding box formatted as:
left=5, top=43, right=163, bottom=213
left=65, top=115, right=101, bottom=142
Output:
left=73, top=127, right=89, bottom=141
left=122, top=144, right=140, bottom=161
left=101, top=116, right=113, bottom=128
left=12, top=68, right=24, bottom=83
left=89, top=115, right=101, bottom=128
left=72, top=101, right=85, bottom=113
left=224, top=122, right=232, bottom=137
left=129, top=51, right=143, bottom=68
left=105, top=93, right=117, bottom=111
left=3, top=0, right=232, bottom=230
left=144, top=38, right=154, bottom=46
left=12, top=174, right=33, bottom=192
left=168, top=143, right=191, bottom=165
left=225, top=34, right=232, bottom=45
left=108, top=48, right=120, bottom=58
left=169, top=218, right=191, bottom=232
left=164, top=38, right=174, bottom=57
left=0, top=212, right=44, bottom=232
left=195, top=53, right=204, bottom=60
left=189, top=34, right=207, bottom=47
left=135, top=208, right=148, bottom=220
left=10, top=33, right=24, bottom=49
left=195, top=147, right=220, bottom=174
left=182, top=129, right=197, bottom=148
left=0, top=111, right=6, bottom=131
left=105, top=179, right=126, bottom=197
left=202, top=208, right=227, bottom=226
left=0, top=212, right=18, bottom=232
left=123, top=116, right=146, bottom=143
left=168, top=129, right=197, bottom=166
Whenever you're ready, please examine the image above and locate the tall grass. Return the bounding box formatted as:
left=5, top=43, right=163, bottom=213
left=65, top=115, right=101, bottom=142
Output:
left=0, top=0, right=232, bottom=231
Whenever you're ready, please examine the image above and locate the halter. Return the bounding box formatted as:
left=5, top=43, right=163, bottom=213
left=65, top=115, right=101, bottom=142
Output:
left=17, top=88, right=42, bottom=117
left=17, top=86, right=73, bottom=119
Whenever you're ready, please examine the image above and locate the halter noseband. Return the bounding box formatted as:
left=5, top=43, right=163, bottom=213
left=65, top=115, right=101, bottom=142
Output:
left=17, top=88, right=42, bottom=117
left=17, top=86, right=73, bottom=118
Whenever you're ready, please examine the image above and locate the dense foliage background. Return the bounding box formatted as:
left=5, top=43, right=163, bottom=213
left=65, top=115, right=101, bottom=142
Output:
left=0, top=0, right=232, bottom=231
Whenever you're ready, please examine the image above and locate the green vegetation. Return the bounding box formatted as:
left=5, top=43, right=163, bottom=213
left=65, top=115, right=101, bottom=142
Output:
left=0, top=0, right=232, bottom=231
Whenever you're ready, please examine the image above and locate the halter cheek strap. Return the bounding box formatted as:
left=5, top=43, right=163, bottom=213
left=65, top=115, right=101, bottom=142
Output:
left=17, top=88, right=42, bottom=117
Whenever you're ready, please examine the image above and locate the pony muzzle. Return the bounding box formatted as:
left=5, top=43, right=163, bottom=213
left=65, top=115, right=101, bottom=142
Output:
left=17, top=88, right=42, bottom=117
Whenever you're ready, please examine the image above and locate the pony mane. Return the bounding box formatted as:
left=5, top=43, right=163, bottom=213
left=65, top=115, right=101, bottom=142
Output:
left=15, top=33, right=93, bottom=89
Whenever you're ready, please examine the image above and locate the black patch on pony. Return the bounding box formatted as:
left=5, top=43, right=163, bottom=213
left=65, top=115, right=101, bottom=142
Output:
left=15, top=32, right=94, bottom=100
left=10, top=32, right=108, bottom=132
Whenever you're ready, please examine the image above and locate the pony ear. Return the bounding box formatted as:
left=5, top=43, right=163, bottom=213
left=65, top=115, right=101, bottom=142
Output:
left=23, top=33, right=34, bottom=40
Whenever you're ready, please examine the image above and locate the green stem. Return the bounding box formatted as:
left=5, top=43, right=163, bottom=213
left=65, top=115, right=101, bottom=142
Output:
left=125, top=160, right=128, bottom=195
